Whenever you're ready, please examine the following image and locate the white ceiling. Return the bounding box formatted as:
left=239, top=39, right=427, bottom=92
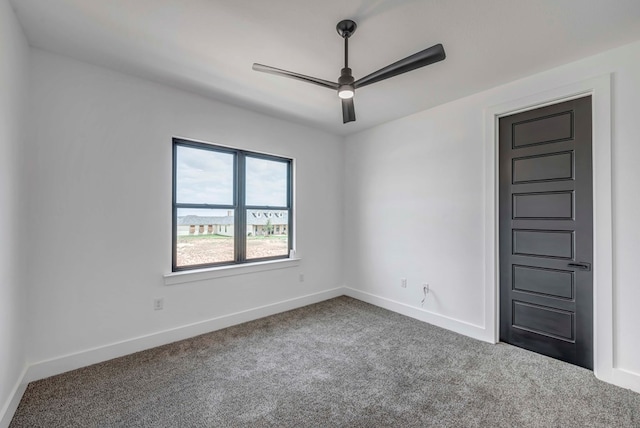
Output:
left=10, top=0, right=640, bottom=136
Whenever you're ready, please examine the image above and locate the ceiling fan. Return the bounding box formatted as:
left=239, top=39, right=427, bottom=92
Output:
left=252, top=19, right=446, bottom=124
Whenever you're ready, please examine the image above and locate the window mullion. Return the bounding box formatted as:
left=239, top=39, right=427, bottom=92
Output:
left=175, top=203, right=235, bottom=210
left=236, top=152, right=247, bottom=262
left=245, top=206, right=289, bottom=211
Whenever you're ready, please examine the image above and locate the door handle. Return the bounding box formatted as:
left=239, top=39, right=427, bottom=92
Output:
left=568, top=262, right=591, bottom=271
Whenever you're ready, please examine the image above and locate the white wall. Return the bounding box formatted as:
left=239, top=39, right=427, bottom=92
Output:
left=345, top=40, right=640, bottom=390
left=0, top=0, right=29, bottom=423
left=24, top=49, right=344, bottom=369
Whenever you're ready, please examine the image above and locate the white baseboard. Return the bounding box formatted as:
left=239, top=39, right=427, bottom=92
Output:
left=608, top=368, right=640, bottom=394
left=25, top=287, right=344, bottom=384
left=343, top=287, right=491, bottom=343
left=0, top=367, right=27, bottom=428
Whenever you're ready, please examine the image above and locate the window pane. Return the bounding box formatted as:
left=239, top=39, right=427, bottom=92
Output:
left=176, top=146, right=233, bottom=205
left=246, top=209, right=289, bottom=260
left=245, top=157, right=288, bottom=207
left=176, top=208, right=234, bottom=267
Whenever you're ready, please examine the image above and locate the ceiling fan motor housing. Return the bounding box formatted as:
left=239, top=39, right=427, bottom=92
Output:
left=338, top=67, right=355, bottom=98
left=339, top=67, right=354, bottom=85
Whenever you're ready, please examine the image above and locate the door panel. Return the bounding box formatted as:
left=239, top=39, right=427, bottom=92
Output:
left=512, top=265, right=574, bottom=299
left=512, top=191, right=573, bottom=219
left=512, top=301, right=574, bottom=341
left=512, top=152, right=573, bottom=183
left=512, top=230, right=573, bottom=259
left=499, top=96, right=593, bottom=369
left=512, top=111, right=573, bottom=147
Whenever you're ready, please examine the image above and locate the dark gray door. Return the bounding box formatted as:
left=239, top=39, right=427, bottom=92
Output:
left=499, top=96, right=593, bottom=369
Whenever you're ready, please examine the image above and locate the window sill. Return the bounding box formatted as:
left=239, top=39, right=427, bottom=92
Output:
left=163, top=257, right=301, bottom=286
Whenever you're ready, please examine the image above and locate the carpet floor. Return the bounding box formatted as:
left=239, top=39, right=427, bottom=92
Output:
left=10, top=296, right=640, bottom=427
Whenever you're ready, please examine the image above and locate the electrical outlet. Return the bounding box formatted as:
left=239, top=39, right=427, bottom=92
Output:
left=401, top=278, right=407, bottom=288
left=299, top=273, right=305, bottom=282
left=153, top=298, right=164, bottom=311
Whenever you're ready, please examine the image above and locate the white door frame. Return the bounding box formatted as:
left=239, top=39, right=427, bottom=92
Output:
left=482, top=74, right=614, bottom=383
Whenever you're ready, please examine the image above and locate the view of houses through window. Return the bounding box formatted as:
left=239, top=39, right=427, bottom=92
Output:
left=173, top=139, right=292, bottom=270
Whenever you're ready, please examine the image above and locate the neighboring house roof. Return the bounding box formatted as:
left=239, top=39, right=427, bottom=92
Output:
left=178, top=210, right=288, bottom=226
left=178, top=215, right=234, bottom=226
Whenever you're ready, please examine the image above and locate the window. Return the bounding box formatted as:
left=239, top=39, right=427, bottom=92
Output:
left=172, top=138, right=292, bottom=271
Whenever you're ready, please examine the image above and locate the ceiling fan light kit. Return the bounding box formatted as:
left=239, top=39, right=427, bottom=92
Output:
left=252, top=19, right=445, bottom=124
left=338, top=86, right=354, bottom=99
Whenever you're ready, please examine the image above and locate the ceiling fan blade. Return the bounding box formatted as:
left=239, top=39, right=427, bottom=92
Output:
left=354, top=43, right=445, bottom=89
left=342, top=98, right=356, bottom=123
left=252, top=63, right=339, bottom=90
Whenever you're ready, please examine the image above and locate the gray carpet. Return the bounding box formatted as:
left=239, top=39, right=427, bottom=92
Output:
left=10, top=296, right=640, bottom=427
